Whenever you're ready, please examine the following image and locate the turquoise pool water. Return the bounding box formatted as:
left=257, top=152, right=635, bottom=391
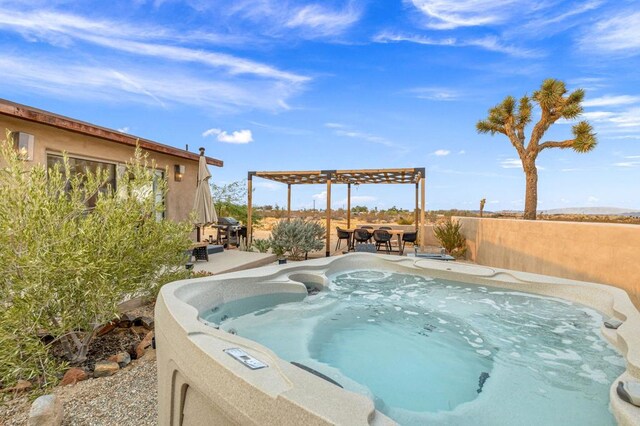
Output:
left=202, top=270, right=625, bottom=425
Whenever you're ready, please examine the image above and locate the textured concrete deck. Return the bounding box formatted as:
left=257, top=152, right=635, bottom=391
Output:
left=192, top=250, right=277, bottom=275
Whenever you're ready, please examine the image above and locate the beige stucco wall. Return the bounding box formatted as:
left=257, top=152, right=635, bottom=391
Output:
left=457, top=217, right=640, bottom=308
left=1, top=116, right=204, bottom=222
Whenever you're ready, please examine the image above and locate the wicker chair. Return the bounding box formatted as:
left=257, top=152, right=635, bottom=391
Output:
left=401, top=231, right=417, bottom=251
left=373, top=229, right=392, bottom=254
left=379, top=226, right=392, bottom=230
left=336, top=227, right=351, bottom=251
left=352, top=228, right=372, bottom=249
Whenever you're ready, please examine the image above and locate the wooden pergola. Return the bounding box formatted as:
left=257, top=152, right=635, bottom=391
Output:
left=247, top=168, right=426, bottom=257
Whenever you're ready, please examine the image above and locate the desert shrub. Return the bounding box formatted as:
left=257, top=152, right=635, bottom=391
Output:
left=0, top=134, right=191, bottom=389
left=433, top=219, right=467, bottom=258
left=252, top=239, right=271, bottom=253
left=397, top=216, right=414, bottom=225
left=269, top=218, right=325, bottom=260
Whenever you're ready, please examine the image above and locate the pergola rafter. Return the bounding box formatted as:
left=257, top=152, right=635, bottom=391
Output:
left=247, top=168, right=426, bottom=257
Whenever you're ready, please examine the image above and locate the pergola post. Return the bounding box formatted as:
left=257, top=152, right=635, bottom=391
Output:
left=414, top=182, right=419, bottom=233
left=247, top=172, right=254, bottom=244
left=420, top=172, right=426, bottom=249
left=347, top=183, right=351, bottom=229
left=325, top=172, right=332, bottom=257
left=287, top=183, right=291, bottom=221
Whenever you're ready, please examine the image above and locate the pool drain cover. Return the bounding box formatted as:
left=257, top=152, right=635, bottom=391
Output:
left=224, top=348, right=268, bottom=370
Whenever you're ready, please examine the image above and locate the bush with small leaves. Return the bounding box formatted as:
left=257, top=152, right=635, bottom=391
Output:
left=0, top=133, right=191, bottom=389
left=268, top=218, right=325, bottom=260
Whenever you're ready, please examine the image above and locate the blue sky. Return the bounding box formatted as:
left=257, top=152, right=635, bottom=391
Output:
left=1, top=0, right=639, bottom=211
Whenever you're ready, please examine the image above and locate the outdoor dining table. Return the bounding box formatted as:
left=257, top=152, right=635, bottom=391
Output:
left=345, top=228, right=405, bottom=255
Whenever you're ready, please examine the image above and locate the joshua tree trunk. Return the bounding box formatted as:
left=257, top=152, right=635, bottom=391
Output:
left=523, top=160, right=538, bottom=220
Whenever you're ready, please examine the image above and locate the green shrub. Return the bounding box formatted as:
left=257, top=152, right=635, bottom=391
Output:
left=396, top=216, right=414, bottom=225
left=0, top=134, right=191, bottom=389
left=210, top=181, right=261, bottom=227
left=433, top=219, right=467, bottom=258
left=269, top=218, right=325, bottom=260
left=252, top=238, right=271, bottom=253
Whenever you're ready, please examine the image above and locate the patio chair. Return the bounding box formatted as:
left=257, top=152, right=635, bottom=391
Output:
left=401, top=231, right=417, bottom=252
left=352, top=228, right=372, bottom=249
left=373, top=229, right=392, bottom=254
left=359, top=226, right=374, bottom=243
left=336, top=227, right=351, bottom=251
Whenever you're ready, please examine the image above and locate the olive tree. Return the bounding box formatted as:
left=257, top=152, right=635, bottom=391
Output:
left=477, top=78, right=597, bottom=220
left=0, top=133, right=191, bottom=387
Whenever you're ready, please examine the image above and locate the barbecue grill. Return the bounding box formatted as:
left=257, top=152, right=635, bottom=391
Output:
left=217, top=217, right=243, bottom=247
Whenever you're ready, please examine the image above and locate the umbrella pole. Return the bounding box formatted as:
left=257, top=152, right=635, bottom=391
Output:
left=197, top=226, right=201, bottom=242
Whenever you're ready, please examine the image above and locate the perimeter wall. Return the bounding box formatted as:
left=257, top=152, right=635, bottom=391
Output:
left=456, top=217, right=640, bottom=308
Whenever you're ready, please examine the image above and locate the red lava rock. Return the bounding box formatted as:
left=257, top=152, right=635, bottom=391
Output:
left=135, top=331, right=154, bottom=359
left=96, top=321, right=117, bottom=337
left=59, top=368, right=88, bottom=386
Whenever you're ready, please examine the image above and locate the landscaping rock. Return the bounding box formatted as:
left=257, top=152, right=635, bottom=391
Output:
left=135, top=331, right=154, bottom=359
left=93, top=361, right=119, bottom=378
left=116, top=313, right=137, bottom=328
left=59, top=368, right=88, bottom=386
left=108, top=352, right=131, bottom=368
left=28, top=394, right=63, bottom=426
left=134, top=316, right=154, bottom=329
left=96, top=321, right=117, bottom=337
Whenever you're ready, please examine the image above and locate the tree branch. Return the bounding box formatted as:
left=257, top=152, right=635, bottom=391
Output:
left=539, top=140, right=574, bottom=151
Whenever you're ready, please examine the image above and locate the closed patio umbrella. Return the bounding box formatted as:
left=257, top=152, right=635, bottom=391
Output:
left=193, top=147, right=217, bottom=242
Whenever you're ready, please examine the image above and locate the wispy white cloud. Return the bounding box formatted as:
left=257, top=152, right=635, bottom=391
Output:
left=0, top=8, right=309, bottom=111
left=408, top=87, right=459, bottom=101
left=613, top=161, right=640, bottom=168
left=373, top=31, right=541, bottom=58
left=458, top=150, right=466, bottom=155
left=285, top=3, right=361, bottom=38
left=580, top=10, right=640, bottom=54
left=409, top=0, right=523, bottom=30
left=0, top=54, right=297, bottom=111
left=500, top=158, right=522, bottom=169
left=0, top=9, right=308, bottom=84
left=117, top=126, right=130, bottom=133
left=583, top=95, right=640, bottom=107
left=433, top=149, right=450, bottom=156
left=203, top=128, right=253, bottom=144
left=324, top=122, right=407, bottom=153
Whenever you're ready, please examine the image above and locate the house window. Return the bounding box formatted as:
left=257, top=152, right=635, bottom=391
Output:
left=153, top=169, right=166, bottom=221
left=46, top=154, right=116, bottom=208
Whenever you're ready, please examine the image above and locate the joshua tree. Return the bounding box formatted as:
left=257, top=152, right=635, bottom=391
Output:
left=480, top=198, right=486, bottom=217
left=477, top=78, right=597, bottom=220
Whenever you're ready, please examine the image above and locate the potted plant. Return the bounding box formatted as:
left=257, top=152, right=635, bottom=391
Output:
left=271, top=242, right=287, bottom=264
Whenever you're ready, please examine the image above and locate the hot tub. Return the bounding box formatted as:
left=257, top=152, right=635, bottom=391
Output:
left=156, top=254, right=640, bottom=425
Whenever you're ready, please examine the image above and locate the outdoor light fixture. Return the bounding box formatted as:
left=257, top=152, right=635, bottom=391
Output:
left=174, top=164, right=185, bottom=182
left=12, top=132, right=34, bottom=161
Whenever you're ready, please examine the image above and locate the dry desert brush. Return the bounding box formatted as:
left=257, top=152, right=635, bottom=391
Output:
left=0, top=134, right=191, bottom=389
left=434, top=219, right=467, bottom=258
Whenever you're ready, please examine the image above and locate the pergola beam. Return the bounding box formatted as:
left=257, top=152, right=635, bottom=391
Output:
left=246, top=167, right=426, bottom=257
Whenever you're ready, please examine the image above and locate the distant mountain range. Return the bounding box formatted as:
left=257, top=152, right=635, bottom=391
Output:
left=538, top=207, right=640, bottom=216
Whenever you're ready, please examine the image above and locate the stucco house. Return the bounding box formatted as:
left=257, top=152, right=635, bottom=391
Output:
left=0, top=98, right=223, bottom=222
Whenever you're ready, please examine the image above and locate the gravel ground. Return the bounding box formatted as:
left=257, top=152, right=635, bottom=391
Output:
left=1, top=347, right=158, bottom=426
